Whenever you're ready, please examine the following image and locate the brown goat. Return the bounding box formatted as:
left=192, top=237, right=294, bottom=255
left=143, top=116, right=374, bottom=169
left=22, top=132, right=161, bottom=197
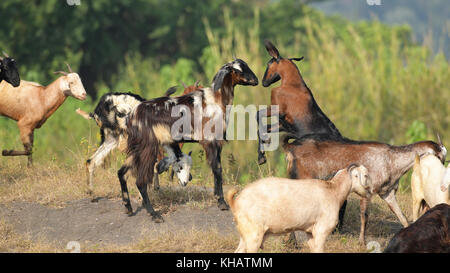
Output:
left=383, top=203, right=450, bottom=253
left=284, top=134, right=447, bottom=244
left=0, top=64, right=87, bottom=165
left=257, top=40, right=342, bottom=165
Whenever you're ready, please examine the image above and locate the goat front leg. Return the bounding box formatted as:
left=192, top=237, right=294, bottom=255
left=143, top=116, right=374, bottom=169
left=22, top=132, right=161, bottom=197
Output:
left=118, top=165, right=133, bottom=216
left=2, top=125, right=34, bottom=167
left=381, top=189, right=409, bottom=228
left=204, top=141, right=228, bottom=210
left=256, top=107, right=281, bottom=165
left=86, top=134, right=119, bottom=196
left=359, top=197, right=369, bottom=245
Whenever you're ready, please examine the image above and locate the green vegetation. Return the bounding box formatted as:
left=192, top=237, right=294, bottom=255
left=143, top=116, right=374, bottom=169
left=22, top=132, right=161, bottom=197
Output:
left=0, top=1, right=448, bottom=190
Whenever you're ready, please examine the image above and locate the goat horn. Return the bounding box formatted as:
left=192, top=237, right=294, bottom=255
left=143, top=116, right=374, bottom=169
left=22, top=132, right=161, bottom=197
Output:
left=437, top=133, right=443, bottom=146
left=180, top=81, right=187, bottom=88
left=194, top=80, right=200, bottom=87
left=65, top=62, right=73, bottom=73
left=53, top=71, right=68, bottom=76
left=3, top=51, right=9, bottom=58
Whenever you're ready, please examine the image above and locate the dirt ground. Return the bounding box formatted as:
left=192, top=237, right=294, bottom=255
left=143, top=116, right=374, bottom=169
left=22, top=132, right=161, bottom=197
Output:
left=0, top=162, right=409, bottom=253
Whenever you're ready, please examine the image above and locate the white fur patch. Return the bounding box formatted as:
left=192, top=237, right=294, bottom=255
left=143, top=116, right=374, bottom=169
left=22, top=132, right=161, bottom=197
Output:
left=232, top=62, right=243, bottom=72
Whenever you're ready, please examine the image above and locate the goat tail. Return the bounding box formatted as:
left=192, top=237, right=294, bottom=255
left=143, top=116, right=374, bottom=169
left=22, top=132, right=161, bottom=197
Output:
left=226, top=188, right=239, bottom=212
left=413, top=153, right=422, bottom=179
left=75, top=108, right=93, bottom=120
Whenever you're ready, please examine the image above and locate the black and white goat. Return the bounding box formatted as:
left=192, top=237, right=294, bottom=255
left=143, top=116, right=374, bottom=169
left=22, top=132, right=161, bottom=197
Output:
left=119, top=59, right=258, bottom=222
left=76, top=87, right=192, bottom=196
left=0, top=52, right=20, bottom=87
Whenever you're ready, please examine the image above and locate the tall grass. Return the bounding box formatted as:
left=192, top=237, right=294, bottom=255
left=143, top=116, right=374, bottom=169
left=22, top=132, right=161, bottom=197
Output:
left=0, top=7, right=448, bottom=189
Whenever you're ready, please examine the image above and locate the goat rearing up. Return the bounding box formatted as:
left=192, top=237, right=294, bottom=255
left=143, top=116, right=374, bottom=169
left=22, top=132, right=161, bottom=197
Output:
left=118, top=59, right=258, bottom=222
left=0, top=63, right=86, bottom=165
left=257, top=40, right=342, bottom=165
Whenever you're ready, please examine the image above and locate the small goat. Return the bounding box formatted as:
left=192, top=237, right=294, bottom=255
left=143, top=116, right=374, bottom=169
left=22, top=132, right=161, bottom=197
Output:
left=383, top=203, right=450, bottom=253
left=227, top=164, right=371, bottom=253
left=0, top=63, right=86, bottom=165
left=283, top=134, right=447, bottom=244
left=0, top=52, right=20, bottom=87
left=411, top=154, right=450, bottom=221
left=76, top=87, right=192, bottom=195
left=256, top=40, right=342, bottom=165
left=118, top=59, right=258, bottom=222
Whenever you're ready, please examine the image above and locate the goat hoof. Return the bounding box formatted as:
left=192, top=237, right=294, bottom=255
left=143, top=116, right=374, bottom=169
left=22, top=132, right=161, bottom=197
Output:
left=258, top=155, right=267, bottom=165
left=124, top=206, right=133, bottom=216
left=218, top=199, right=229, bottom=210
left=151, top=213, right=164, bottom=223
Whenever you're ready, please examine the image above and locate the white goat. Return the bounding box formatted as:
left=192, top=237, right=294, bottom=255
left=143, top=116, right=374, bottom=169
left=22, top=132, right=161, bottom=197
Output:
left=226, top=164, right=372, bottom=253
left=0, top=63, right=86, bottom=166
left=411, top=154, right=450, bottom=221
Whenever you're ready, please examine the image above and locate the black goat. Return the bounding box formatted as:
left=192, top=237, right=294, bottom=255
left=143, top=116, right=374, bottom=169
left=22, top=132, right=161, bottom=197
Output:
left=0, top=52, right=20, bottom=87
left=384, top=203, right=450, bottom=253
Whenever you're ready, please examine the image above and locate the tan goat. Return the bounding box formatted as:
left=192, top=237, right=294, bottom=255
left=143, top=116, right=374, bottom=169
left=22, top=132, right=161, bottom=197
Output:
left=0, top=64, right=87, bottom=165
left=226, top=164, right=371, bottom=253
left=411, top=154, right=450, bottom=221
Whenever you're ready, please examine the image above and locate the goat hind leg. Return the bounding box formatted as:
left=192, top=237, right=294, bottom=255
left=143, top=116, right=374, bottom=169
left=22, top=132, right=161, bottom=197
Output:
left=136, top=161, right=163, bottom=223
left=118, top=165, right=133, bottom=215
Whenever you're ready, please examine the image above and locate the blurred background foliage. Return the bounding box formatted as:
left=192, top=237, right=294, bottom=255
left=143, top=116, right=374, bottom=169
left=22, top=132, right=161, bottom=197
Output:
left=0, top=0, right=448, bottom=188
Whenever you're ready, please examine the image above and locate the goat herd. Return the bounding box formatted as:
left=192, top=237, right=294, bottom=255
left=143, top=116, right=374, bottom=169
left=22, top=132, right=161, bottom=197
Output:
left=0, top=40, right=448, bottom=253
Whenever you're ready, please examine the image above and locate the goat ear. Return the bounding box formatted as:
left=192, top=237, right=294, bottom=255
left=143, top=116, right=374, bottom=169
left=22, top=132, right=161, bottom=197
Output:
left=289, top=57, right=304, bottom=62
left=347, top=163, right=359, bottom=177
left=212, top=66, right=231, bottom=92
left=59, top=77, right=70, bottom=91
left=156, top=158, right=171, bottom=174
left=264, top=40, right=280, bottom=59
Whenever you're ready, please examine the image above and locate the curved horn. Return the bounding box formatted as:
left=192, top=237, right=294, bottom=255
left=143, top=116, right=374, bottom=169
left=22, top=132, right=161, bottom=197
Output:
left=194, top=80, right=200, bottom=87
left=65, top=62, right=73, bottom=73
left=3, top=51, right=9, bottom=58
left=437, top=133, right=443, bottom=146
left=53, top=71, right=68, bottom=76
left=180, top=81, right=187, bottom=88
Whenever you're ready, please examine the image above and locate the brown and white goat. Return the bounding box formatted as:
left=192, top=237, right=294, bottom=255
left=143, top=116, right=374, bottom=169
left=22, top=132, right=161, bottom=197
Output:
left=227, top=164, right=371, bottom=253
left=76, top=86, right=192, bottom=196
left=118, top=59, right=258, bottom=222
left=283, top=134, right=447, bottom=244
left=0, top=52, right=20, bottom=87
left=383, top=203, right=450, bottom=253
left=256, top=40, right=342, bottom=164
left=411, top=154, right=450, bottom=221
left=0, top=63, right=86, bottom=165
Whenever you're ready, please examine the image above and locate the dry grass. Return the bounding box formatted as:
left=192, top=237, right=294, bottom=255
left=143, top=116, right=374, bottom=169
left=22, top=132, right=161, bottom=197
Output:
left=0, top=157, right=413, bottom=253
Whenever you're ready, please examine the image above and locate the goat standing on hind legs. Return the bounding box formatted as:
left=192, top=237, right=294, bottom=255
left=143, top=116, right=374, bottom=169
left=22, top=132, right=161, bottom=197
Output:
left=256, top=40, right=341, bottom=165
left=0, top=63, right=86, bottom=166
left=118, top=59, right=258, bottom=222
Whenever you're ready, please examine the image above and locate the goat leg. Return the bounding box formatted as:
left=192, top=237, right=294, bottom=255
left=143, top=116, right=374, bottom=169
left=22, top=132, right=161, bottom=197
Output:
left=118, top=165, right=133, bottom=216
left=359, top=197, right=369, bottom=245
left=381, top=189, right=409, bottom=228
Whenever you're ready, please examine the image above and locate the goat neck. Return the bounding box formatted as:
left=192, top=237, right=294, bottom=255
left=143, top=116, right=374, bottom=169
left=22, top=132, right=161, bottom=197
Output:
left=42, top=76, right=69, bottom=119
left=277, top=59, right=307, bottom=88
left=390, top=141, right=443, bottom=180
left=329, top=169, right=353, bottom=207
